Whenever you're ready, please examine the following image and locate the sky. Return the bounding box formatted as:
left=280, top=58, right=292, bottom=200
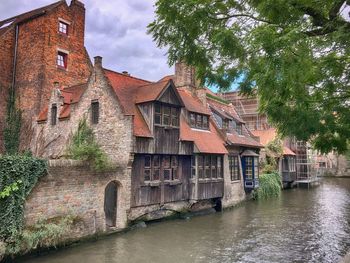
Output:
left=0, top=0, right=349, bottom=90
left=0, top=0, right=173, bottom=82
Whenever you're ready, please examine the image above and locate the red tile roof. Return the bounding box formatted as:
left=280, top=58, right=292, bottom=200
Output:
left=207, top=96, right=244, bottom=123
left=135, top=80, right=172, bottom=104
left=251, top=128, right=277, bottom=146
left=180, top=115, right=227, bottom=154
left=37, top=83, right=87, bottom=122
left=283, top=146, right=296, bottom=156
left=177, top=88, right=210, bottom=115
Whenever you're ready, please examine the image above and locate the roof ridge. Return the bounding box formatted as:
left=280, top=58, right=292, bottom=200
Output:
left=0, top=0, right=64, bottom=25
left=137, top=79, right=169, bottom=88
left=206, top=93, right=230, bottom=105
left=103, top=68, right=152, bottom=84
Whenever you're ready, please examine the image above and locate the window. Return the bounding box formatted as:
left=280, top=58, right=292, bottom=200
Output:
left=229, top=155, right=240, bottom=181
left=58, top=21, right=69, bottom=35
left=236, top=124, right=242, bottom=135
left=143, top=155, right=180, bottom=182
left=189, top=112, right=209, bottom=130
left=192, top=155, right=223, bottom=180
left=51, top=104, right=57, bottom=125
left=57, top=51, right=68, bottom=69
left=245, top=157, right=253, bottom=179
left=154, top=103, right=179, bottom=127
left=191, top=156, right=196, bottom=179
left=91, top=101, right=99, bottom=124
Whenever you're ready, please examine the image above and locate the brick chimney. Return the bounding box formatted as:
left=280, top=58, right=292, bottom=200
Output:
left=175, top=62, right=206, bottom=105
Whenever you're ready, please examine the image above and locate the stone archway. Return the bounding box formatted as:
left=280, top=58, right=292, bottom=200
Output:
left=104, top=181, right=118, bottom=227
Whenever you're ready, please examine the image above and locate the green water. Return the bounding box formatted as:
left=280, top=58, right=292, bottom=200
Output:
left=19, top=178, right=350, bottom=263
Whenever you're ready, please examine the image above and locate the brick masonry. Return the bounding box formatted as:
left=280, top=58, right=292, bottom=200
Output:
left=0, top=0, right=92, bottom=153
left=25, top=160, right=130, bottom=233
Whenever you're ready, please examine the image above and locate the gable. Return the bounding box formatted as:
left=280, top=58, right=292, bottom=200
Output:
left=157, top=83, right=183, bottom=106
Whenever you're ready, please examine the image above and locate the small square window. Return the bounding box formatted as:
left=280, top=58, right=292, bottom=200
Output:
left=57, top=51, right=68, bottom=69
left=59, top=21, right=68, bottom=35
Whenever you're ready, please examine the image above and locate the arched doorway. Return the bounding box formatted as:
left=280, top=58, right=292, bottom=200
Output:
left=104, top=181, right=118, bottom=227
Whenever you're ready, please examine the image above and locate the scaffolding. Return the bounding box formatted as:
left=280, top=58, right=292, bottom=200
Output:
left=295, top=141, right=321, bottom=187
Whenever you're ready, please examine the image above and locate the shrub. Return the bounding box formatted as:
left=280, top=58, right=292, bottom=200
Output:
left=66, top=118, right=111, bottom=172
left=253, top=173, right=282, bottom=200
left=0, top=155, right=47, bottom=241
left=5, top=215, right=79, bottom=256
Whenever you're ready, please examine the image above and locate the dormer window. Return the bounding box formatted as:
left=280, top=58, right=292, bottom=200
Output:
left=189, top=112, right=209, bottom=130
left=58, top=20, right=69, bottom=35
left=51, top=104, right=57, bottom=125
left=91, top=100, right=99, bottom=124
left=57, top=51, right=68, bottom=69
left=236, top=123, right=242, bottom=135
left=154, top=103, right=179, bottom=127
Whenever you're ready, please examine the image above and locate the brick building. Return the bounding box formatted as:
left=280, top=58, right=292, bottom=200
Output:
left=0, top=0, right=91, bottom=152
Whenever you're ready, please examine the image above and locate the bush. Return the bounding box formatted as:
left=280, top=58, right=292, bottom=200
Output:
left=5, top=215, right=79, bottom=256
left=253, top=173, right=282, bottom=200
left=66, top=118, right=111, bottom=172
left=0, top=155, right=47, bottom=241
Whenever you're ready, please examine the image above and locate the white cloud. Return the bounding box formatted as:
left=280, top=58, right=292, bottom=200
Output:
left=0, top=0, right=173, bottom=81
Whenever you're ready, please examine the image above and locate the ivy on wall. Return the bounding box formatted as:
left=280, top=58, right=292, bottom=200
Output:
left=66, top=118, right=111, bottom=172
left=4, top=88, right=22, bottom=155
left=0, top=155, right=47, bottom=242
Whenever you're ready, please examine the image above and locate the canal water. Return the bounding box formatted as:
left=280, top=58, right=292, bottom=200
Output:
left=20, top=178, right=350, bottom=263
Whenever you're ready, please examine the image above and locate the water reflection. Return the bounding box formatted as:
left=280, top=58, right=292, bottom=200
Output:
left=19, top=178, right=350, bottom=263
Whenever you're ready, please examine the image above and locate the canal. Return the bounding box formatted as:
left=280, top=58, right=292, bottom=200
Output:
left=20, top=178, right=350, bottom=263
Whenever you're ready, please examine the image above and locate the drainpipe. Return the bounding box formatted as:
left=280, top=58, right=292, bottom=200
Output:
left=11, top=25, right=19, bottom=96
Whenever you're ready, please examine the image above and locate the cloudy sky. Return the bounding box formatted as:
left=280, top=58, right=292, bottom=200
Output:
left=1, top=1, right=349, bottom=84
left=0, top=0, right=173, bottom=82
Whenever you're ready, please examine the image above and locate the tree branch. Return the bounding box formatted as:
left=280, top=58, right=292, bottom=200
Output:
left=208, top=13, right=274, bottom=24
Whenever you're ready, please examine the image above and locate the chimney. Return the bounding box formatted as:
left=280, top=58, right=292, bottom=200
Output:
left=175, top=62, right=206, bottom=105
left=122, top=71, right=130, bottom=76
left=94, top=56, right=102, bottom=68
left=53, top=81, right=59, bottom=89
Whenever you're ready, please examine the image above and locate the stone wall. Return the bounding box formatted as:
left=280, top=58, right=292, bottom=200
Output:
left=24, top=159, right=131, bottom=235
left=222, top=154, right=246, bottom=208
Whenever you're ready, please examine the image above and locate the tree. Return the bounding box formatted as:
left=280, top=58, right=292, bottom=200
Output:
left=149, top=0, right=350, bottom=153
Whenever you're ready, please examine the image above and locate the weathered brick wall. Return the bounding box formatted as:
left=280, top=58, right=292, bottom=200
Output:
left=0, top=28, right=15, bottom=152
left=24, top=160, right=131, bottom=233
left=13, top=1, right=91, bottom=150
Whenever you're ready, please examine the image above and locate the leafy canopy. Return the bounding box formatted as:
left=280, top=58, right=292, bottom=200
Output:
left=149, top=0, right=350, bottom=153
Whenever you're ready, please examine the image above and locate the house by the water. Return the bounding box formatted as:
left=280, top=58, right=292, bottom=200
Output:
left=0, top=0, right=263, bottom=235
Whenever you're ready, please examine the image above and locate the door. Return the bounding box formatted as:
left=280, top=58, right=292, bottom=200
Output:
left=104, top=181, right=117, bottom=227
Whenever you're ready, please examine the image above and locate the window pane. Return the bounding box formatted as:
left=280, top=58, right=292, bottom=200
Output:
left=91, top=101, right=99, bottom=124
left=205, top=155, right=210, bottom=167
left=196, top=115, right=202, bottom=128
left=205, top=168, right=211, bottom=178
left=198, top=168, right=204, bottom=179
left=163, top=155, right=171, bottom=168
left=153, top=155, right=160, bottom=167
left=164, top=169, right=171, bottom=180
left=203, top=116, right=208, bottom=129
left=163, top=115, right=170, bottom=125
left=59, top=22, right=68, bottom=34
left=163, top=106, right=170, bottom=115
left=171, top=156, right=178, bottom=167
left=155, top=114, right=161, bottom=125
left=51, top=104, right=57, bottom=125
left=172, top=168, right=179, bottom=180
left=198, top=155, right=203, bottom=167
left=153, top=169, right=160, bottom=181
left=144, top=169, right=151, bottom=181
left=190, top=113, right=196, bottom=127
left=155, top=104, right=161, bottom=114
left=145, top=155, right=151, bottom=168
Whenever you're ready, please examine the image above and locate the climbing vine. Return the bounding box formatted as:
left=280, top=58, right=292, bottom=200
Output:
left=4, top=88, right=22, bottom=155
left=66, top=118, right=111, bottom=172
left=0, top=155, right=47, bottom=242
left=262, top=137, right=284, bottom=174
